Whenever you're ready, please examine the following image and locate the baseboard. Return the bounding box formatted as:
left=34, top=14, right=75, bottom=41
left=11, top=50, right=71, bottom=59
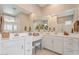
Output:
left=44, top=48, right=62, bottom=55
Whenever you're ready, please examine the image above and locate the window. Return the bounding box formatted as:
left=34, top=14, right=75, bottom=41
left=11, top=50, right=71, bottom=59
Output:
left=65, top=20, right=72, bottom=25
left=4, top=15, right=17, bottom=32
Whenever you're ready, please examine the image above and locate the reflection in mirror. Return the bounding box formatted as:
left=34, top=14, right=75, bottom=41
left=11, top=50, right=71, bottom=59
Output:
left=33, top=17, right=48, bottom=32
left=73, top=20, right=79, bottom=32
left=0, top=4, right=31, bottom=33
left=57, top=9, right=75, bottom=33
left=0, top=4, right=22, bottom=33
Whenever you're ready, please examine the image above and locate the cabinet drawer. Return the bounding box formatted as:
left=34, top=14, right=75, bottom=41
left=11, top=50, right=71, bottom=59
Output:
left=25, top=49, right=32, bottom=55
left=64, top=51, right=73, bottom=55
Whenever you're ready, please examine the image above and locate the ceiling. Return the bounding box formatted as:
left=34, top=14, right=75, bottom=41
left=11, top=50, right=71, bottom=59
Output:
left=37, top=4, right=49, bottom=8
left=1, top=4, right=31, bottom=16
left=55, top=8, right=75, bottom=17
left=1, top=4, right=21, bottom=16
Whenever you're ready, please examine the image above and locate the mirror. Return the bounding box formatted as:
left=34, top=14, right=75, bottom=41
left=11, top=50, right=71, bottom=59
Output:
left=33, top=17, right=48, bottom=32
left=56, top=8, right=75, bottom=33
left=0, top=4, right=31, bottom=33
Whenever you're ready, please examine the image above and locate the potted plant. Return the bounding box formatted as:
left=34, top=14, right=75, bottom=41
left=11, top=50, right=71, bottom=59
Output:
left=35, top=24, right=40, bottom=32
left=35, top=24, right=48, bottom=32
left=44, top=24, right=48, bottom=31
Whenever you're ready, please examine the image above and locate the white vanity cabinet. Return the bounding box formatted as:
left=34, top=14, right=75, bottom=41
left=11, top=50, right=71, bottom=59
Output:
left=43, top=34, right=79, bottom=55
left=1, top=40, right=11, bottom=55
left=13, top=37, right=24, bottom=55
left=1, top=37, right=25, bottom=55
left=0, top=39, right=2, bottom=55
left=0, top=36, right=32, bottom=55
left=43, top=35, right=48, bottom=49
left=9, top=37, right=25, bottom=55
left=25, top=36, right=32, bottom=55
left=53, top=36, right=64, bottom=54
left=43, top=35, right=54, bottom=51
left=9, top=36, right=32, bottom=55
left=64, top=37, right=74, bottom=55
left=64, top=37, right=79, bottom=55
left=43, top=35, right=64, bottom=54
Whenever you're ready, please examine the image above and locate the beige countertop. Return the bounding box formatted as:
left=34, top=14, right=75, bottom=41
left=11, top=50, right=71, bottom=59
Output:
left=43, top=32, right=79, bottom=39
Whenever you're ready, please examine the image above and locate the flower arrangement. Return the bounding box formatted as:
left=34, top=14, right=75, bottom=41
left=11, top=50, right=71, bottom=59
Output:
left=35, top=24, right=48, bottom=32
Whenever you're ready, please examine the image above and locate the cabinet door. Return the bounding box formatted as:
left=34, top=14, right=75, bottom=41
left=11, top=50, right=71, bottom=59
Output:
left=43, top=36, right=49, bottom=49
left=48, top=37, right=54, bottom=51
left=64, top=38, right=72, bottom=55
left=53, top=36, right=64, bottom=54
left=42, top=37, right=45, bottom=48
left=25, top=36, right=32, bottom=55
left=72, top=39, right=79, bottom=50
left=44, top=36, right=54, bottom=50
left=72, top=39, right=79, bottom=55
left=14, top=37, right=24, bottom=55
left=1, top=40, right=10, bottom=55
left=6, top=40, right=18, bottom=55
left=8, top=37, right=24, bottom=55
left=47, top=37, right=53, bottom=50
left=64, top=38, right=78, bottom=55
left=42, top=36, right=48, bottom=48
left=0, top=40, right=2, bottom=54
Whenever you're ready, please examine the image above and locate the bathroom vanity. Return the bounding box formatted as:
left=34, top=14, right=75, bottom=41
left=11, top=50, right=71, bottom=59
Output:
left=0, top=33, right=32, bottom=55
left=0, top=33, right=43, bottom=55
left=43, top=33, right=79, bottom=55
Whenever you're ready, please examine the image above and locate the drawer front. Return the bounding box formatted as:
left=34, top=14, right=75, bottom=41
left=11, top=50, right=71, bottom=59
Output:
left=64, top=51, right=73, bottom=55
left=0, top=40, right=2, bottom=54
left=25, top=49, right=32, bottom=55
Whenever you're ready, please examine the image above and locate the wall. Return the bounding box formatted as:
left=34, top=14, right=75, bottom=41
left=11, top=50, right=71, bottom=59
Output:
left=48, top=15, right=58, bottom=32
left=42, top=4, right=77, bottom=16
left=77, top=5, right=79, bottom=20
left=15, top=4, right=43, bottom=32
left=16, top=4, right=79, bottom=33
left=42, top=4, right=78, bottom=33
left=16, top=13, right=32, bottom=32
left=16, top=4, right=42, bottom=16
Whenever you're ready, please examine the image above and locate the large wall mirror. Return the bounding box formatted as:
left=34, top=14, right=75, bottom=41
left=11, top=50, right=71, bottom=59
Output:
left=56, top=8, right=76, bottom=33
left=0, top=5, right=22, bottom=33
left=0, top=4, right=31, bottom=33
left=32, top=16, right=48, bottom=32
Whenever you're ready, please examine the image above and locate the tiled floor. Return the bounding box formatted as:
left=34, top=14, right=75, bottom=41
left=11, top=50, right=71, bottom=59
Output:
left=33, top=49, right=58, bottom=55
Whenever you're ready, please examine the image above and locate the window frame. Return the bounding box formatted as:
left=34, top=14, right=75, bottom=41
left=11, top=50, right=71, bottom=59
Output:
left=3, top=14, right=17, bottom=33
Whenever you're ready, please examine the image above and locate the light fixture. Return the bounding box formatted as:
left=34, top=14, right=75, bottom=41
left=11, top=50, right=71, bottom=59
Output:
left=30, top=13, right=36, bottom=20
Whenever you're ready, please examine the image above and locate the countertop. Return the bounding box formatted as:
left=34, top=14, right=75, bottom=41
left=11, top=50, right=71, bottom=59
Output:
left=0, top=33, right=43, bottom=42
left=43, top=32, right=79, bottom=39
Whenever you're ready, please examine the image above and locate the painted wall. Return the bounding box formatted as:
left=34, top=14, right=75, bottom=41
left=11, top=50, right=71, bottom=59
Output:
left=15, top=4, right=43, bottom=32
left=15, top=4, right=79, bottom=33
left=77, top=5, right=79, bottom=20
left=42, top=4, right=77, bottom=16
left=16, top=13, right=32, bottom=32
left=42, top=4, right=78, bottom=33
left=16, top=4, right=42, bottom=16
